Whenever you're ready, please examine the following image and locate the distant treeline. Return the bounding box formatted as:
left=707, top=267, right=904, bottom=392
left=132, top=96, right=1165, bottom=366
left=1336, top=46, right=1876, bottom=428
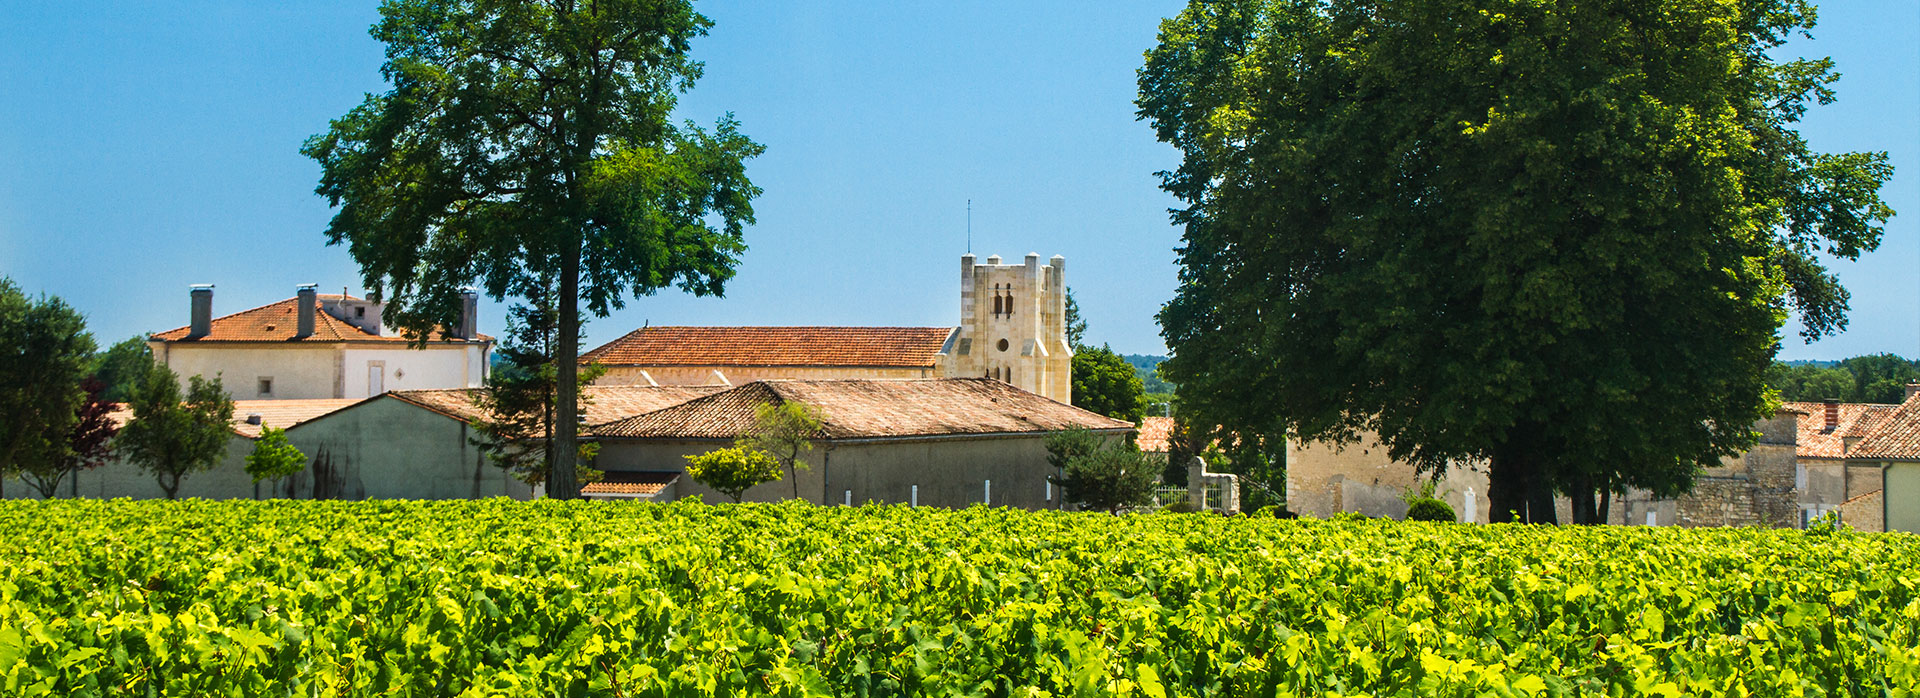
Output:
left=1769, top=354, right=1920, bottom=404
left=1120, top=354, right=1174, bottom=395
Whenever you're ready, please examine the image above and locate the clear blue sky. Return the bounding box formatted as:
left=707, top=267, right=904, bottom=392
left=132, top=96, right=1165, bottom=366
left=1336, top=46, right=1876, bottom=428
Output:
left=2, top=1, right=1913, bottom=360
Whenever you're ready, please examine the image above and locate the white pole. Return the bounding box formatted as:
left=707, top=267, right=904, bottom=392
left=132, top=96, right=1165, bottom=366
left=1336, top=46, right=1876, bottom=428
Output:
left=1045, top=480, right=1052, bottom=502
left=1463, top=487, right=1477, bottom=524
left=844, top=489, right=852, bottom=506
left=911, top=485, right=918, bottom=507
left=984, top=479, right=992, bottom=505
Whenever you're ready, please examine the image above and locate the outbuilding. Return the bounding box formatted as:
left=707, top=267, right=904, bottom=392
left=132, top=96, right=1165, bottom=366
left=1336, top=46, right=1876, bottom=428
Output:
left=588, top=378, right=1133, bottom=507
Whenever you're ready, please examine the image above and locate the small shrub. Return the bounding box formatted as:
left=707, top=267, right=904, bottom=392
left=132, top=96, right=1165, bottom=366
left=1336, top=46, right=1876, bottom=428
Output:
left=1161, top=500, right=1198, bottom=514
left=1406, top=497, right=1456, bottom=522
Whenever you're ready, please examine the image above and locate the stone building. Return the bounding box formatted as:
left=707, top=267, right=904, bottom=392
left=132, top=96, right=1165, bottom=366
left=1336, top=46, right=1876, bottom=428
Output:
left=588, top=378, right=1130, bottom=507
left=583, top=253, right=1074, bottom=404
left=1285, top=411, right=1806, bottom=527
left=149, top=285, right=491, bottom=400
left=1780, top=388, right=1920, bottom=533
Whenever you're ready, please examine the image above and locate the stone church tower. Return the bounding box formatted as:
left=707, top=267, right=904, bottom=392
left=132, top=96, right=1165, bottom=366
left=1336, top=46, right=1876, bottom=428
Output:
left=936, top=252, right=1072, bottom=403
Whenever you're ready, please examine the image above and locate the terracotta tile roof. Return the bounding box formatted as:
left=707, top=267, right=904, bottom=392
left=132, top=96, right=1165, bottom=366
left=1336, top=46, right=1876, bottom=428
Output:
left=385, top=385, right=725, bottom=428
left=229, top=399, right=363, bottom=438
left=101, top=399, right=362, bottom=438
left=1847, top=392, right=1920, bottom=460
left=581, top=471, right=679, bottom=498
left=594, top=378, right=1134, bottom=440
left=1138, top=416, right=1173, bottom=453
left=1783, top=401, right=1901, bottom=460
left=580, top=326, right=954, bottom=368
left=152, top=295, right=486, bottom=344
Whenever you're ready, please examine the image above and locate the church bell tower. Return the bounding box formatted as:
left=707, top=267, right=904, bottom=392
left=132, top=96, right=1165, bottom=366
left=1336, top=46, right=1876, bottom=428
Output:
left=938, top=252, right=1072, bottom=403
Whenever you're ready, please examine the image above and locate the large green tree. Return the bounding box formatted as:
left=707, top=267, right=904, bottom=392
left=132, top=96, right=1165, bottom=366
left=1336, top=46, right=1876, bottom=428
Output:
left=304, top=0, right=764, bottom=499
left=1142, top=0, right=1893, bottom=523
left=1072, top=345, right=1148, bottom=424
left=88, top=336, right=154, bottom=404
left=0, top=279, right=95, bottom=489
left=118, top=367, right=235, bottom=499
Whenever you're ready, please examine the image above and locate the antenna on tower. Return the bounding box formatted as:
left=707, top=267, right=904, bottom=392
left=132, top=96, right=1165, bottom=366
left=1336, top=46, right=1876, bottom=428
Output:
left=966, top=199, right=972, bottom=253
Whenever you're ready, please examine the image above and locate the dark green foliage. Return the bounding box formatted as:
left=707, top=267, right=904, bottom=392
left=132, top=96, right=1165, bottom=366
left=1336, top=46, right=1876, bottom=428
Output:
left=1043, top=428, right=1105, bottom=473
left=304, top=0, right=764, bottom=499
left=1768, top=354, right=1920, bottom=404
left=87, top=336, right=153, bottom=404
left=15, top=379, right=119, bottom=499
left=471, top=303, right=606, bottom=487
left=117, top=366, right=234, bottom=499
left=1070, top=345, right=1146, bottom=423
left=1141, top=0, right=1894, bottom=524
left=0, top=279, right=95, bottom=485
left=1064, top=288, right=1088, bottom=350
left=1052, top=445, right=1159, bottom=514
left=1406, top=498, right=1457, bottom=523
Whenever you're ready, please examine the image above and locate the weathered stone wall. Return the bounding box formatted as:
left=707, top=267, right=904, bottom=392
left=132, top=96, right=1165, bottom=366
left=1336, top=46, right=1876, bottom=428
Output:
left=1664, top=414, right=1800, bottom=528
left=1842, top=490, right=1885, bottom=533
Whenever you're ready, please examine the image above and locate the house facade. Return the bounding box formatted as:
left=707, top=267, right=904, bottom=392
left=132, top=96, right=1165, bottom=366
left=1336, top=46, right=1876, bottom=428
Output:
left=148, top=285, right=491, bottom=400
left=583, top=253, right=1074, bottom=403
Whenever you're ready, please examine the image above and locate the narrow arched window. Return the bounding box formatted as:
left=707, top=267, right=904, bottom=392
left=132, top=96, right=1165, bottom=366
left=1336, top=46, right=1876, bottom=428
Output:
left=992, top=286, right=1003, bottom=317
left=1005, top=291, right=1014, bottom=317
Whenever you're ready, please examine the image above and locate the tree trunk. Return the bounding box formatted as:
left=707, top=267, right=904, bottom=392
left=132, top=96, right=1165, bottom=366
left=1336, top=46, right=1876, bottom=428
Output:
left=160, top=473, right=180, bottom=500
left=1488, top=448, right=1528, bottom=523
left=1489, top=434, right=1559, bottom=524
left=550, top=248, right=581, bottom=500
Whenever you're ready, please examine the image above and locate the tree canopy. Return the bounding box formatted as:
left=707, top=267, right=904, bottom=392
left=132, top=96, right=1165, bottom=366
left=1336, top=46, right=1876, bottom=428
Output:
left=684, top=446, right=783, bottom=503
left=304, top=0, right=764, bottom=499
left=737, top=402, right=822, bottom=501
left=88, top=336, right=153, bottom=404
left=0, top=279, right=95, bottom=487
left=118, top=367, right=234, bottom=499
left=1071, top=345, right=1148, bottom=424
left=245, top=426, right=307, bottom=487
left=1141, top=0, right=1893, bottom=523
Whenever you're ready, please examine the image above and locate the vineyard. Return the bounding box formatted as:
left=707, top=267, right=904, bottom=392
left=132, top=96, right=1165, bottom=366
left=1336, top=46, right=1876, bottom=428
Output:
left=0, top=500, right=1915, bottom=697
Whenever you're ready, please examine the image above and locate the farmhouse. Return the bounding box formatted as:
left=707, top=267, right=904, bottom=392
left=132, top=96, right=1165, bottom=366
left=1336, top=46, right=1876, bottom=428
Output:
left=1784, top=387, right=1920, bottom=533
left=149, top=284, right=491, bottom=400
left=583, top=253, right=1074, bottom=403
left=589, top=378, right=1132, bottom=507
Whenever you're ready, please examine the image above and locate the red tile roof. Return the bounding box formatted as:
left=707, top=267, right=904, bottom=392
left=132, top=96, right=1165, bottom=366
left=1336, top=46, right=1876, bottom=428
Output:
left=594, top=378, right=1134, bottom=440
left=1138, top=416, right=1173, bottom=453
left=1847, top=392, right=1920, bottom=460
left=581, top=471, right=680, bottom=498
left=229, top=399, right=364, bottom=438
left=1783, top=401, right=1901, bottom=460
left=102, top=398, right=361, bottom=439
left=580, top=326, right=953, bottom=368
left=152, top=295, right=486, bottom=344
left=386, top=385, right=726, bottom=429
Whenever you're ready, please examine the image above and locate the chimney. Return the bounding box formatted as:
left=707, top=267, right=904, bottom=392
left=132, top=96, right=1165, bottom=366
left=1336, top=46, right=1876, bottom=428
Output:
left=1823, top=398, right=1839, bottom=434
left=245, top=413, right=262, bottom=426
left=188, top=285, right=214, bottom=338
left=455, top=289, right=479, bottom=339
left=295, top=284, right=317, bottom=339
left=1907, top=383, right=1920, bottom=403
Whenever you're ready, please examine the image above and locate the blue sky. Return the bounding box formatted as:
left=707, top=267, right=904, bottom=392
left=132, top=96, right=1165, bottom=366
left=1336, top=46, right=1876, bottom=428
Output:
left=1, top=1, right=1913, bottom=360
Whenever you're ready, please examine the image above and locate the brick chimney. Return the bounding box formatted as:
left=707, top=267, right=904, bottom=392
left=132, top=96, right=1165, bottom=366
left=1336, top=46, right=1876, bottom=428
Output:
left=187, top=284, right=213, bottom=338
left=295, top=284, right=316, bottom=339
left=453, top=289, right=479, bottom=339
left=1822, top=398, right=1840, bottom=434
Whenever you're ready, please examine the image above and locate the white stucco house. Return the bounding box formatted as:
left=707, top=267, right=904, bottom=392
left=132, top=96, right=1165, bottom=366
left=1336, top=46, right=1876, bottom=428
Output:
left=148, top=285, right=491, bottom=400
